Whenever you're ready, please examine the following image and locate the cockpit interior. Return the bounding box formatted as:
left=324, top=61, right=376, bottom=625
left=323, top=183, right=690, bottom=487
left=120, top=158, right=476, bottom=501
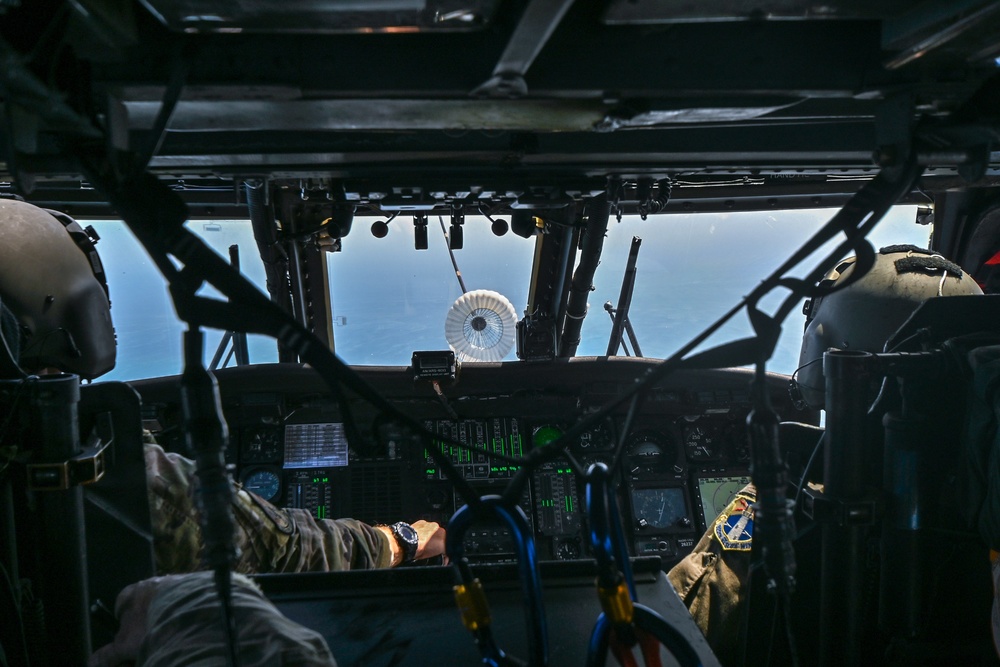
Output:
left=2, top=1, right=1000, bottom=665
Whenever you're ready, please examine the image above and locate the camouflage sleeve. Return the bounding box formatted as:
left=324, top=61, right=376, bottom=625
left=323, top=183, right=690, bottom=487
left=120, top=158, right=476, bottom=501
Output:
left=137, top=572, right=337, bottom=667
left=666, top=484, right=756, bottom=667
left=144, top=442, right=393, bottom=574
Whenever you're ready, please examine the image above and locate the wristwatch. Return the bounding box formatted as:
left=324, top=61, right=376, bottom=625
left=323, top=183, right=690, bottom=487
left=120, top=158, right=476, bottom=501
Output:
left=389, top=521, right=419, bottom=563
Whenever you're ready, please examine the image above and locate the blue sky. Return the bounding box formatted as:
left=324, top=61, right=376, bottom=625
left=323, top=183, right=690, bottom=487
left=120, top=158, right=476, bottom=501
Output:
left=93, top=205, right=928, bottom=381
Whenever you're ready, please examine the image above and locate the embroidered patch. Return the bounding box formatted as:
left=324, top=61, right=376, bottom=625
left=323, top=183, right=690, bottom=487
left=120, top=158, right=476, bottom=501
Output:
left=713, top=492, right=755, bottom=551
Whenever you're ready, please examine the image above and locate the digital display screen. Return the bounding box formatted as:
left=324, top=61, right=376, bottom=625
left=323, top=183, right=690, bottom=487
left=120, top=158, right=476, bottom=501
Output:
left=630, top=487, right=688, bottom=530
left=283, top=423, right=349, bottom=469
left=696, top=475, right=752, bottom=528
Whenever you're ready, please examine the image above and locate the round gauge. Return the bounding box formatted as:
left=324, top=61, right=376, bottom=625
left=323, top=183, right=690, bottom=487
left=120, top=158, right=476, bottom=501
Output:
left=578, top=418, right=615, bottom=452
left=684, top=423, right=721, bottom=462
left=241, top=468, right=281, bottom=502
left=581, top=453, right=615, bottom=472
left=556, top=539, right=581, bottom=560
left=241, top=426, right=282, bottom=463
left=625, top=430, right=677, bottom=474
left=372, top=416, right=413, bottom=458
left=533, top=424, right=564, bottom=448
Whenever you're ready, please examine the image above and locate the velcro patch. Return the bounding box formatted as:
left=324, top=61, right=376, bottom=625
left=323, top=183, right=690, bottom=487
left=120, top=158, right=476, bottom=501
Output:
left=713, top=491, right=755, bottom=551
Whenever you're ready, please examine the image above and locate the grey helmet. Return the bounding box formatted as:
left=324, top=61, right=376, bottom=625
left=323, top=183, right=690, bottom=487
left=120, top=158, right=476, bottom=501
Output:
left=794, top=245, right=982, bottom=408
left=0, top=198, right=115, bottom=379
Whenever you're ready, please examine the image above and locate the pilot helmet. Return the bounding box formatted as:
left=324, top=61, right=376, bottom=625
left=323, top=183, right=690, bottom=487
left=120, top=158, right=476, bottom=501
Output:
left=0, top=198, right=115, bottom=379
left=794, top=245, right=982, bottom=408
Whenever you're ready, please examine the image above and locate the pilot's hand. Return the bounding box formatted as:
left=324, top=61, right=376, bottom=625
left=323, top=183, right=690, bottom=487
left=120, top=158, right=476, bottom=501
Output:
left=88, top=576, right=181, bottom=667
left=412, top=519, right=446, bottom=562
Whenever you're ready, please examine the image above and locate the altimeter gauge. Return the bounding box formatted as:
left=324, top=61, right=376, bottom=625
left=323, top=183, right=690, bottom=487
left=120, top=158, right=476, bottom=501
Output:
left=241, top=467, right=282, bottom=502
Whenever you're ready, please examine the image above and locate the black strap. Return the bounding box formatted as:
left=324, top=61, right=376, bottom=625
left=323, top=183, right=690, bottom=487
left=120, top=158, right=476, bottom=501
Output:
left=0, top=299, right=25, bottom=379
left=894, top=255, right=964, bottom=277
left=42, top=208, right=111, bottom=301
left=880, top=243, right=927, bottom=255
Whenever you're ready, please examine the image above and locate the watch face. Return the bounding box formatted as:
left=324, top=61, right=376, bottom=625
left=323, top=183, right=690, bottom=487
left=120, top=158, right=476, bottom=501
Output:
left=398, top=523, right=417, bottom=544
left=392, top=522, right=419, bottom=562
left=395, top=522, right=418, bottom=544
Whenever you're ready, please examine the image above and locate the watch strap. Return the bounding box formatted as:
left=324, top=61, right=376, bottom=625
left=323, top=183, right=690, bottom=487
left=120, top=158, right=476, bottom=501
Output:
left=390, top=521, right=419, bottom=563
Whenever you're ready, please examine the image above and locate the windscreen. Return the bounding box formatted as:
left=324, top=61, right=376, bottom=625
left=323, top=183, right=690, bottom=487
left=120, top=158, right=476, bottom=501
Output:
left=92, top=206, right=929, bottom=380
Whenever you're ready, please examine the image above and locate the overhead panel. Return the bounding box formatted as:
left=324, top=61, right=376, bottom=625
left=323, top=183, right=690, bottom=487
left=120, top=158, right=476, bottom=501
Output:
left=602, top=0, right=916, bottom=24
left=123, top=99, right=610, bottom=132
left=881, top=0, right=1000, bottom=68
left=137, top=0, right=501, bottom=33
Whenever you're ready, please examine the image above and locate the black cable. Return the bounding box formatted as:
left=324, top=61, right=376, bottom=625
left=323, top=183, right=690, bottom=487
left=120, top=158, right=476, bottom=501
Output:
left=437, top=215, right=468, bottom=293
left=19, top=580, right=48, bottom=667
left=18, top=327, right=81, bottom=362
left=23, top=4, right=70, bottom=67
left=609, top=392, right=641, bottom=477
left=792, top=430, right=826, bottom=523
left=133, top=39, right=195, bottom=174
left=180, top=328, right=241, bottom=667
left=0, top=376, right=36, bottom=460
left=745, top=427, right=824, bottom=665
left=788, top=358, right=823, bottom=409
left=0, top=552, right=28, bottom=667
left=780, top=592, right=800, bottom=667
left=765, top=600, right=781, bottom=666
left=476, top=202, right=506, bottom=228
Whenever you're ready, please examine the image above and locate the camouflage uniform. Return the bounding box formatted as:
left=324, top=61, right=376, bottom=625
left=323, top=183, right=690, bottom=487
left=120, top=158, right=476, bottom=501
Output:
left=667, top=485, right=755, bottom=667
left=144, top=442, right=392, bottom=574
left=137, top=571, right=337, bottom=667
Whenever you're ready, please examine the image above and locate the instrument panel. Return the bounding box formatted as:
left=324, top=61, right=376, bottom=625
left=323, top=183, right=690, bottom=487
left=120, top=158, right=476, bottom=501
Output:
left=134, top=358, right=816, bottom=569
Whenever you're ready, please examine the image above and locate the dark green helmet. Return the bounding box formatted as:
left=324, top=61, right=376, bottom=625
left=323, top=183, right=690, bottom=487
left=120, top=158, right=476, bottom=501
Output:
left=794, top=246, right=982, bottom=409
left=0, top=199, right=115, bottom=379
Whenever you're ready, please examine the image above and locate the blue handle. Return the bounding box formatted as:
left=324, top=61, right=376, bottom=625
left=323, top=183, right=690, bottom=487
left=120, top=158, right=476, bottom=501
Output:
left=447, top=495, right=548, bottom=667
left=585, top=462, right=703, bottom=667
left=585, top=462, right=637, bottom=599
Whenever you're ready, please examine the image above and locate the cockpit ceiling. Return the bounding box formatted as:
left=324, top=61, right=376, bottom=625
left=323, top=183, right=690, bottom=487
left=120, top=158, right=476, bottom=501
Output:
left=137, top=0, right=982, bottom=32
left=1, top=0, right=999, bottom=192
left=138, top=0, right=504, bottom=34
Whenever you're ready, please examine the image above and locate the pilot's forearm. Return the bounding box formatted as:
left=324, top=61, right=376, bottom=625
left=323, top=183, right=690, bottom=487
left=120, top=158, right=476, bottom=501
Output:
left=234, top=499, right=393, bottom=572
left=145, top=442, right=392, bottom=574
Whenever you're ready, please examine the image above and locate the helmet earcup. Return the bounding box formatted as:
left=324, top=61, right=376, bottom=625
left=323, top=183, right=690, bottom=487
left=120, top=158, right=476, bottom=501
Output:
left=794, top=248, right=982, bottom=408
left=0, top=199, right=115, bottom=379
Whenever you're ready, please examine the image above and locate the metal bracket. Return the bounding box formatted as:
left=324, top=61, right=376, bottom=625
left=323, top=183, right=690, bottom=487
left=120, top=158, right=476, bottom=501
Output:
left=802, top=486, right=879, bottom=526
left=411, top=350, right=458, bottom=383
left=471, top=0, right=576, bottom=98
left=27, top=438, right=109, bottom=491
